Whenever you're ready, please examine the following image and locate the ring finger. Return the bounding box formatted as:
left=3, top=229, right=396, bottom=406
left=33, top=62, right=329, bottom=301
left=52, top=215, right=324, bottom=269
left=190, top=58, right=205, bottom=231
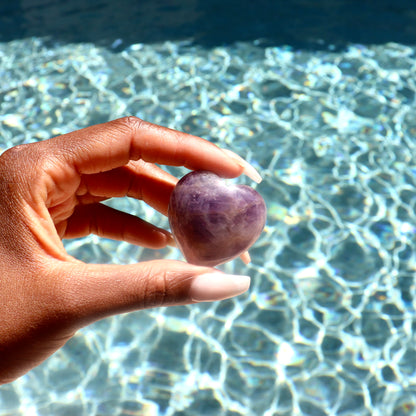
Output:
left=61, top=202, right=175, bottom=248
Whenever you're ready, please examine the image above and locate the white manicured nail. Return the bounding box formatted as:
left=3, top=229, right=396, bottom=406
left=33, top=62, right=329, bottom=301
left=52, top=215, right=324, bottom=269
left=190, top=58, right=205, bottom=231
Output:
left=221, top=148, right=263, bottom=183
left=190, top=272, right=251, bottom=302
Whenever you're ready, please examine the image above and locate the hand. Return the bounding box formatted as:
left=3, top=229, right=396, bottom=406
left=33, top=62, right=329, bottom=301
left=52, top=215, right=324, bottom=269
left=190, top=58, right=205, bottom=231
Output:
left=0, top=116, right=258, bottom=384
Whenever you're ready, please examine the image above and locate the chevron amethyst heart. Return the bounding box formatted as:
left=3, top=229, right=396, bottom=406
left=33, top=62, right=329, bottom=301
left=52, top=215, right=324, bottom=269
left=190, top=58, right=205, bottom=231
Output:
left=168, top=171, right=266, bottom=267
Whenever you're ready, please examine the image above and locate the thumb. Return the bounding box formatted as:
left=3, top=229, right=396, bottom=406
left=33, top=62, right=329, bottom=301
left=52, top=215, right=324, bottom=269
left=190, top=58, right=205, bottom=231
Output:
left=57, top=260, right=250, bottom=327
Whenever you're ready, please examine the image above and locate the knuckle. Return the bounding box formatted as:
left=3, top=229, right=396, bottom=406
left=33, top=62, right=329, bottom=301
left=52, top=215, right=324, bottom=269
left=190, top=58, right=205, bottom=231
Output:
left=0, top=142, right=46, bottom=175
left=0, top=142, right=56, bottom=203
left=0, top=146, right=30, bottom=196
left=140, top=261, right=192, bottom=307
left=0, top=144, right=29, bottom=172
left=117, top=115, right=146, bottom=133
left=114, top=116, right=149, bottom=160
left=136, top=261, right=170, bottom=308
left=144, top=267, right=168, bottom=308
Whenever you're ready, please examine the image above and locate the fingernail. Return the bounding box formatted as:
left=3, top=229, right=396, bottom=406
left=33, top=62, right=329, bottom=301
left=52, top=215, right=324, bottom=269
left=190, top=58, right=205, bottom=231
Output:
left=221, top=148, right=263, bottom=183
left=239, top=251, right=251, bottom=264
left=163, top=231, right=177, bottom=247
left=190, top=272, right=251, bottom=302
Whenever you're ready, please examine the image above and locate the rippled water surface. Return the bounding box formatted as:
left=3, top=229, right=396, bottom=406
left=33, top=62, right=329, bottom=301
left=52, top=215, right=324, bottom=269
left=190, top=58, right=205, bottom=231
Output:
left=1, top=37, right=416, bottom=415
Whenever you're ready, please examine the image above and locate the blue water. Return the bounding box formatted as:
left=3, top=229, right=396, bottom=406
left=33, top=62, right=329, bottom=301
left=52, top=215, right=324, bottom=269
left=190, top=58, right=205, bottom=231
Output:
left=1, top=2, right=416, bottom=415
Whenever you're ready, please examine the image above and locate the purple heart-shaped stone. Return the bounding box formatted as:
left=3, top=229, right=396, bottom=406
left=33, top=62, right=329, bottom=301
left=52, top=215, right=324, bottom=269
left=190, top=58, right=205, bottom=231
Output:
left=168, top=171, right=267, bottom=267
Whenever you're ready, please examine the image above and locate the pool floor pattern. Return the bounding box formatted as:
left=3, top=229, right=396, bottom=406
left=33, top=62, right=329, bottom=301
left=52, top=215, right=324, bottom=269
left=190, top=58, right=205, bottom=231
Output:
left=0, top=38, right=416, bottom=415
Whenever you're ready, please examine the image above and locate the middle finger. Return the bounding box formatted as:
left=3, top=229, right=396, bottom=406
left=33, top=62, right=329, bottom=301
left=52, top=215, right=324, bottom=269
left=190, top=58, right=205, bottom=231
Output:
left=77, top=160, right=178, bottom=216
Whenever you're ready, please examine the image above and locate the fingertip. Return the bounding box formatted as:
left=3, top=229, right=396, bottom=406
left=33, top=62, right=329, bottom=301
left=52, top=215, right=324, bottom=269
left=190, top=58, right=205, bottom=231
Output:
left=158, top=230, right=177, bottom=248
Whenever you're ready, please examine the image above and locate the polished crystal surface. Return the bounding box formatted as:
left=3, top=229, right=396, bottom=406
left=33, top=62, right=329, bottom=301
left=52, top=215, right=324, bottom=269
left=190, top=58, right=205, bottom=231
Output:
left=168, top=171, right=266, bottom=266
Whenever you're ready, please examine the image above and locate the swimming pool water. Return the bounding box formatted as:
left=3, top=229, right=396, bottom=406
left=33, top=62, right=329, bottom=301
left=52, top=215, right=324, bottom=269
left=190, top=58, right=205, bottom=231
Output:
left=0, top=36, right=416, bottom=415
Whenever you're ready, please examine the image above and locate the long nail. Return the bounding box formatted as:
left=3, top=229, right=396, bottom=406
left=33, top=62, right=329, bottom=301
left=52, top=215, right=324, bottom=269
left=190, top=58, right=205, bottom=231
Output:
left=221, top=148, right=263, bottom=183
left=189, top=272, right=251, bottom=302
left=239, top=251, right=251, bottom=264
left=157, top=229, right=177, bottom=247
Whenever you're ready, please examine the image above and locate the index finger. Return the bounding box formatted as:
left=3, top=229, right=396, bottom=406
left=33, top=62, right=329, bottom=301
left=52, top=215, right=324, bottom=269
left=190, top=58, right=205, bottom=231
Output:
left=49, top=117, right=260, bottom=181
